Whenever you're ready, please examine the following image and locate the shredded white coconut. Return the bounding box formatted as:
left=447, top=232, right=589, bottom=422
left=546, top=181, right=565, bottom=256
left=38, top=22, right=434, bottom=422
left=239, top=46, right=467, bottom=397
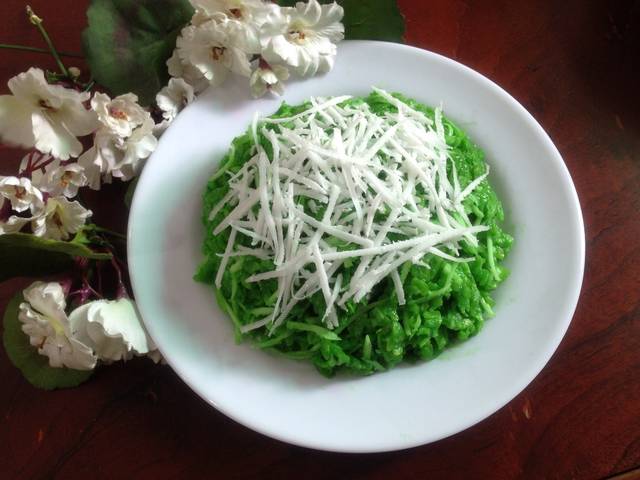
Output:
left=209, top=89, right=490, bottom=330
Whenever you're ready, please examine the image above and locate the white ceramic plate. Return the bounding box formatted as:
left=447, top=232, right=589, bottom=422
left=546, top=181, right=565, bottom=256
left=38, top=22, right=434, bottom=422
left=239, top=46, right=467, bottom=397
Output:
left=128, top=41, right=584, bottom=452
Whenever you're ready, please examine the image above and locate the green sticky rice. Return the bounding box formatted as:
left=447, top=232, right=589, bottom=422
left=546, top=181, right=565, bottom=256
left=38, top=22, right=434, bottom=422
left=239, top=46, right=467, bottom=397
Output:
left=195, top=91, right=513, bottom=377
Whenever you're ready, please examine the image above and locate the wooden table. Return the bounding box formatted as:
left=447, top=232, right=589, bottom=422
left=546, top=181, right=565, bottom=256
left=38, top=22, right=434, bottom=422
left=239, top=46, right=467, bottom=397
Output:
left=1, top=1, right=639, bottom=478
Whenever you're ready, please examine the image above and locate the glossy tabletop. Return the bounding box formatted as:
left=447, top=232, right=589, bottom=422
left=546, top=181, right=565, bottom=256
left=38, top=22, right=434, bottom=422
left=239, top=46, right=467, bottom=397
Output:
left=1, top=1, right=638, bottom=479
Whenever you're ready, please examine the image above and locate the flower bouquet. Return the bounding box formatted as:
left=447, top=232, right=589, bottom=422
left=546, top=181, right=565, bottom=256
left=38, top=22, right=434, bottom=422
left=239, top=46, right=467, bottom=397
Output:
left=0, top=0, right=404, bottom=389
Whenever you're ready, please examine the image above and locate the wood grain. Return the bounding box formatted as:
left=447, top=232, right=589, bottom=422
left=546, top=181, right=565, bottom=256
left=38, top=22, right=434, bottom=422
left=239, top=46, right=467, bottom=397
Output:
left=1, top=1, right=639, bottom=479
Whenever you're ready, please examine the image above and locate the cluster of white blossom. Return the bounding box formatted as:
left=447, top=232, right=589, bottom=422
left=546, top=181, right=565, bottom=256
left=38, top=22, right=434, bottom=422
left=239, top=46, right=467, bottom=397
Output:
left=18, top=281, right=160, bottom=370
left=0, top=70, right=173, bottom=368
left=170, top=0, right=344, bottom=98
left=0, top=0, right=343, bottom=372
left=0, top=1, right=344, bottom=240
left=0, top=68, right=188, bottom=239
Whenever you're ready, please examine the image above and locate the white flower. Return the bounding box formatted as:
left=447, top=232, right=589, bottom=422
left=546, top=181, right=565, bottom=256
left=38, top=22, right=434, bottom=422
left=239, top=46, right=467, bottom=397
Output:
left=32, top=196, right=91, bottom=240
left=68, top=298, right=159, bottom=363
left=250, top=61, right=289, bottom=97
left=260, top=0, right=344, bottom=77
left=78, top=130, right=115, bottom=190
left=176, top=20, right=252, bottom=87
left=0, top=176, right=44, bottom=213
left=111, top=118, right=157, bottom=181
left=190, top=7, right=216, bottom=27
left=191, top=0, right=271, bottom=21
left=156, top=78, right=195, bottom=123
left=0, top=68, right=98, bottom=160
left=0, top=194, right=32, bottom=235
left=190, top=0, right=277, bottom=53
left=18, top=281, right=97, bottom=370
left=91, top=92, right=149, bottom=138
left=32, top=160, right=87, bottom=198
left=80, top=92, right=158, bottom=189
left=79, top=118, right=157, bottom=188
left=167, top=50, right=210, bottom=94
left=78, top=87, right=158, bottom=190
left=0, top=210, right=32, bottom=235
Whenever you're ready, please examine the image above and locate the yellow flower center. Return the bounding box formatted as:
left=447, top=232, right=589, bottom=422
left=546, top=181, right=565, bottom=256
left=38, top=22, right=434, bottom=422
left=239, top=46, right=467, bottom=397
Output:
left=109, top=107, right=128, bottom=120
left=52, top=211, right=64, bottom=228
left=60, top=171, right=73, bottom=188
left=38, top=99, right=56, bottom=111
left=14, top=186, right=26, bottom=199
left=211, top=46, right=226, bottom=61
left=287, top=29, right=307, bottom=44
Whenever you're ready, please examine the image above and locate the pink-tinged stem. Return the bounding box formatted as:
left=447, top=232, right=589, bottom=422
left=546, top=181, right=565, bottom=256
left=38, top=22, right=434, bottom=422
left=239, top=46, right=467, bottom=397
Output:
left=110, top=256, right=129, bottom=299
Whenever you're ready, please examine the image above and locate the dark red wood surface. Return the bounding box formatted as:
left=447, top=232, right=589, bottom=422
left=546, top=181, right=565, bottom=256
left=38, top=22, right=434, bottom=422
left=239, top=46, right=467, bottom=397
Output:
left=1, top=1, right=639, bottom=479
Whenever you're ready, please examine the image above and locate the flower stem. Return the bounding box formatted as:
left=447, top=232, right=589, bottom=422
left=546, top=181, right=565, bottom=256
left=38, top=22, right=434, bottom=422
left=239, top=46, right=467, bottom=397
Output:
left=91, top=226, right=127, bottom=240
left=82, top=80, right=95, bottom=92
left=26, top=5, right=69, bottom=77
left=110, top=257, right=129, bottom=299
left=0, top=43, right=82, bottom=58
left=21, top=151, right=55, bottom=177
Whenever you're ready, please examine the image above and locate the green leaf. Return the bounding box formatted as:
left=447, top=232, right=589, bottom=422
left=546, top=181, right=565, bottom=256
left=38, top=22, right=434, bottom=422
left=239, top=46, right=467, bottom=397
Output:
left=2, top=292, right=93, bottom=390
left=0, top=232, right=111, bottom=283
left=124, top=177, right=138, bottom=209
left=82, top=0, right=194, bottom=106
left=278, top=0, right=405, bottom=42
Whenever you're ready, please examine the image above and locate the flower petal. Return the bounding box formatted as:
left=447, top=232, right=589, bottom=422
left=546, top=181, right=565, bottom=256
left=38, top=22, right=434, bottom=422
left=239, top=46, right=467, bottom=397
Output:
left=7, top=68, right=52, bottom=104
left=0, top=215, right=31, bottom=234
left=32, top=196, right=91, bottom=240
left=92, top=299, right=155, bottom=355
left=69, top=298, right=157, bottom=362
left=0, top=95, right=36, bottom=149
left=22, top=281, right=68, bottom=328
left=31, top=110, right=84, bottom=160
left=91, top=92, right=149, bottom=138
left=64, top=337, right=98, bottom=370
left=0, top=176, right=44, bottom=213
left=53, top=101, right=99, bottom=138
left=156, top=77, right=195, bottom=123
